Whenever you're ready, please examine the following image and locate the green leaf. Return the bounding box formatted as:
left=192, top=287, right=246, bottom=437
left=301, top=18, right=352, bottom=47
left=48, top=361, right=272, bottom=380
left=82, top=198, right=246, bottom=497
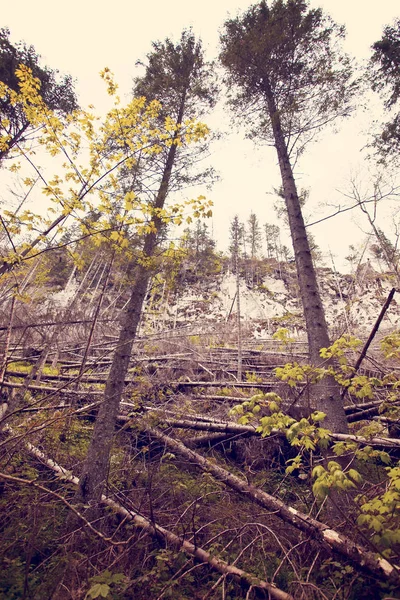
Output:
left=313, top=480, right=329, bottom=499
left=347, top=469, right=362, bottom=483
left=312, top=465, right=326, bottom=478
left=303, top=436, right=316, bottom=451
left=311, top=411, right=326, bottom=422
left=381, top=452, right=392, bottom=465
left=86, top=583, right=111, bottom=599
left=328, top=461, right=341, bottom=472
left=357, top=514, right=370, bottom=526
left=370, top=517, right=383, bottom=532
left=110, top=573, right=125, bottom=584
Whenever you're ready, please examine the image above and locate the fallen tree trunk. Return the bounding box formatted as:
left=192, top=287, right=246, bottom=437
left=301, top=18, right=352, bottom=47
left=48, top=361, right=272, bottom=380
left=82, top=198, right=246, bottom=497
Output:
left=342, top=288, right=396, bottom=401
left=145, top=426, right=399, bottom=584
left=17, top=436, right=292, bottom=600
left=170, top=381, right=275, bottom=390
left=0, top=380, right=103, bottom=396
left=4, top=369, right=111, bottom=384
left=139, top=415, right=400, bottom=451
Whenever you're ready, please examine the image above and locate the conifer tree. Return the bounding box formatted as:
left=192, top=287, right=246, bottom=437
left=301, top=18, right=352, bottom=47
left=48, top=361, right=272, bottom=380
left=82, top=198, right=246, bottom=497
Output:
left=0, top=28, right=77, bottom=162
left=220, top=0, right=357, bottom=432
left=78, top=31, right=217, bottom=504
left=264, top=223, right=280, bottom=259
left=369, top=18, right=400, bottom=161
left=246, top=212, right=262, bottom=259
left=229, top=215, right=243, bottom=380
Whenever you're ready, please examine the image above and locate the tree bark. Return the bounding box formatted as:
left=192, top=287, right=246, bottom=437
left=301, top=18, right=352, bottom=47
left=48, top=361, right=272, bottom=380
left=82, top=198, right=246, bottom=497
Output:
left=146, top=426, right=398, bottom=584
left=262, top=78, right=348, bottom=433
left=77, top=92, right=187, bottom=504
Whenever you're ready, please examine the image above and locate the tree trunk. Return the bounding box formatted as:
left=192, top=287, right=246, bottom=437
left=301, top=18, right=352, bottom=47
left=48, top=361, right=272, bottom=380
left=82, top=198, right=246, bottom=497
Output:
left=146, top=426, right=397, bottom=585
left=18, top=436, right=292, bottom=600
left=263, top=80, right=348, bottom=433
left=235, top=248, right=243, bottom=381
left=78, top=93, right=187, bottom=504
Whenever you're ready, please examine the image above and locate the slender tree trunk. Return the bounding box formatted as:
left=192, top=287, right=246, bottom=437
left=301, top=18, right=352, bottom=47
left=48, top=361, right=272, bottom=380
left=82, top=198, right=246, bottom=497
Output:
left=78, top=94, right=187, bottom=504
left=263, top=80, right=348, bottom=433
left=77, top=253, right=115, bottom=382
left=235, top=250, right=242, bottom=381
left=0, top=291, right=17, bottom=419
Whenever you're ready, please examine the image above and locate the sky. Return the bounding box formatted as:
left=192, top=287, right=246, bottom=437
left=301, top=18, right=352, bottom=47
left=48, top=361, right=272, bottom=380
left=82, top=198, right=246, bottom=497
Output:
left=2, top=0, right=400, bottom=271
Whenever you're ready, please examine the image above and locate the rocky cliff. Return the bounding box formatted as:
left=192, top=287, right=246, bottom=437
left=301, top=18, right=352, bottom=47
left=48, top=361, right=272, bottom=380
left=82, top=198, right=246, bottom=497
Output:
left=141, top=261, right=399, bottom=341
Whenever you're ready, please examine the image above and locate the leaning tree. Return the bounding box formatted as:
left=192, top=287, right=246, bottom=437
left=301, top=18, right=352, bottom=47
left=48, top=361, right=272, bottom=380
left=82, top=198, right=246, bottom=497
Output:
left=78, top=30, right=217, bottom=504
left=220, top=0, right=358, bottom=432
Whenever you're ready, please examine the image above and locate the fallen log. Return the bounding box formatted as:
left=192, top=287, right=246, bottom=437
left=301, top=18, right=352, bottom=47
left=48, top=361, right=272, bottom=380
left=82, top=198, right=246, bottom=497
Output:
left=139, top=414, right=400, bottom=451
left=191, top=394, right=251, bottom=402
left=342, top=288, right=396, bottom=400
left=189, top=395, right=400, bottom=414
left=145, top=426, right=399, bottom=585
left=0, top=317, right=117, bottom=332
left=1, top=380, right=103, bottom=396
left=4, top=369, right=111, bottom=384
left=17, top=436, right=292, bottom=600
left=171, top=381, right=275, bottom=390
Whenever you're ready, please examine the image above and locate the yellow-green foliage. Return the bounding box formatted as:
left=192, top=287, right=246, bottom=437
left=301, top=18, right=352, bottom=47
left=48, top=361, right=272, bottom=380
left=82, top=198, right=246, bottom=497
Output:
left=272, top=327, right=295, bottom=347
left=274, top=336, right=384, bottom=400
left=357, top=465, right=400, bottom=553
left=216, top=387, right=236, bottom=396
left=0, top=66, right=212, bottom=264
left=230, top=368, right=400, bottom=559
left=42, top=365, right=60, bottom=376
left=245, top=371, right=263, bottom=383
left=312, top=461, right=362, bottom=499
left=320, top=334, right=362, bottom=363
left=230, top=392, right=330, bottom=454
left=230, top=392, right=282, bottom=424
left=275, top=361, right=326, bottom=387
left=8, top=361, right=32, bottom=373
left=381, top=331, right=400, bottom=360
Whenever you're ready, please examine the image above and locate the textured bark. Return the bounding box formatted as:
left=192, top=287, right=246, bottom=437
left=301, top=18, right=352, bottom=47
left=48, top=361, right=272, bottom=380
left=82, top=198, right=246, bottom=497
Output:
left=78, top=92, right=187, bottom=504
left=78, top=262, right=152, bottom=502
left=262, top=79, right=348, bottom=433
left=146, top=427, right=399, bottom=584
left=0, top=292, right=16, bottom=420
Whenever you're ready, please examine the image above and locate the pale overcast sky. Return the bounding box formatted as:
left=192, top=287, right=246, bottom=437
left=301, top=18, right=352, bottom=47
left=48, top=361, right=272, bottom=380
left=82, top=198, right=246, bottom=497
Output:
left=2, top=0, right=400, bottom=270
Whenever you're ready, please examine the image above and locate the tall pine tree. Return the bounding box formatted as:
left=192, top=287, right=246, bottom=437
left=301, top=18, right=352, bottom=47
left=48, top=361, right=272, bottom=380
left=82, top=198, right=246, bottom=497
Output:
left=220, top=0, right=357, bottom=432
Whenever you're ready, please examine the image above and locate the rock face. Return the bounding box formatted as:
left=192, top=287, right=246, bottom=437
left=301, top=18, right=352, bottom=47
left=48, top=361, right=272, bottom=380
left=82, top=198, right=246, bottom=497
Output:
left=142, top=262, right=399, bottom=339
